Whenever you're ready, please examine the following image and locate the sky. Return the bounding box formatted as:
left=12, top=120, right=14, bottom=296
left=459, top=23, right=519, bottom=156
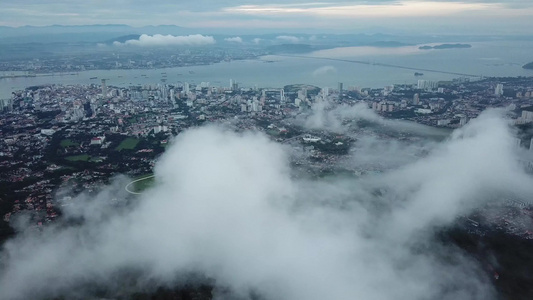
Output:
left=1, top=0, right=533, bottom=34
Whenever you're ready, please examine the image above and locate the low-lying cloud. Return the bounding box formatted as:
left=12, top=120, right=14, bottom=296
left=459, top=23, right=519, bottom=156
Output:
left=301, top=101, right=380, bottom=133
left=1, top=110, right=531, bottom=300
left=114, top=34, right=216, bottom=47
left=224, top=36, right=243, bottom=43
left=276, top=35, right=301, bottom=43
left=312, top=65, right=337, bottom=77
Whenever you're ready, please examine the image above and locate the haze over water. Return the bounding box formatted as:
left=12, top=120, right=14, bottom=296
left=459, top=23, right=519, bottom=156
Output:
left=1, top=40, right=533, bottom=99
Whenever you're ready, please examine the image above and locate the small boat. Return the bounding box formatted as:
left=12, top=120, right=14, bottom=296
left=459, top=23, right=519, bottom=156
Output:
left=414, top=72, right=424, bottom=76
left=90, top=77, right=98, bottom=80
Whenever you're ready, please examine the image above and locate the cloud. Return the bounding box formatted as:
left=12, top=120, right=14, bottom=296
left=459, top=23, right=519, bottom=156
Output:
left=224, top=36, right=243, bottom=43
left=297, top=101, right=380, bottom=133
left=114, top=34, right=216, bottom=47
left=252, top=37, right=262, bottom=44
left=312, top=65, right=337, bottom=77
left=276, top=35, right=301, bottom=43
left=1, top=111, right=532, bottom=299
left=1, top=1, right=533, bottom=35
left=299, top=100, right=450, bottom=138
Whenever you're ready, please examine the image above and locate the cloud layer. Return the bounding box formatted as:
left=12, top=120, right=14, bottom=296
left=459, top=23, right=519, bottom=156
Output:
left=114, top=34, right=216, bottom=47
left=276, top=35, right=301, bottom=43
left=0, top=110, right=532, bottom=299
left=1, top=1, right=533, bottom=35
left=224, top=36, right=243, bottom=43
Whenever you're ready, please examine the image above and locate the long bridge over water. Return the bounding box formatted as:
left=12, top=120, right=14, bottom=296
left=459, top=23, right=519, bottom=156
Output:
left=277, top=55, right=483, bottom=78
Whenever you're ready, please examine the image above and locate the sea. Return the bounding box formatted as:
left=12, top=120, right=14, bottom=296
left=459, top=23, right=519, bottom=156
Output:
left=1, top=40, right=533, bottom=99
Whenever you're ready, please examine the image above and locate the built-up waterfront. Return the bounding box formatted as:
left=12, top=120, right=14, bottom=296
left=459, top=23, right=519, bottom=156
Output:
left=1, top=75, right=533, bottom=232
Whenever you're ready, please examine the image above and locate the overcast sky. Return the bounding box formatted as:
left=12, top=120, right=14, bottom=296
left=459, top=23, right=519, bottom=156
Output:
left=1, top=1, right=533, bottom=34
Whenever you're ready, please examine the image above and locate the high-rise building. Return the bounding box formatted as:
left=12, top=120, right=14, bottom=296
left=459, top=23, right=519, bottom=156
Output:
left=229, top=79, right=238, bottom=91
left=413, top=93, right=420, bottom=105
left=298, top=89, right=307, bottom=101
left=0, top=98, right=13, bottom=112
left=495, top=84, right=504, bottom=96
left=418, top=80, right=438, bottom=90
left=338, top=82, right=343, bottom=94
left=460, top=116, right=468, bottom=126
left=521, top=110, right=533, bottom=121
left=101, top=79, right=107, bottom=98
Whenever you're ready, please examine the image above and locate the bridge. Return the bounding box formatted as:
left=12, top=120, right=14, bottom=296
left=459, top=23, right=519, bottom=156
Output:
left=277, top=55, right=482, bottom=78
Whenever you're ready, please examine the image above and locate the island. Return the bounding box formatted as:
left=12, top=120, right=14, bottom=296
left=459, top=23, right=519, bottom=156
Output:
left=419, top=43, right=472, bottom=50
left=523, top=62, right=533, bottom=69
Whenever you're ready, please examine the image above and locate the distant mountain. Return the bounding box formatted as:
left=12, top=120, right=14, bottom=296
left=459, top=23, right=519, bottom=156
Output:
left=419, top=43, right=472, bottom=50
left=104, top=34, right=141, bottom=44
left=523, top=62, right=533, bottom=70
left=0, top=25, right=192, bottom=44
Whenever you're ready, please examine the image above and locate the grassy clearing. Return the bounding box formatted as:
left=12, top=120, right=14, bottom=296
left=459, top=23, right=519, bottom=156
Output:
left=116, top=138, right=139, bottom=151
left=132, top=174, right=155, bottom=193
left=60, top=139, right=79, bottom=147
left=65, top=154, right=90, bottom=162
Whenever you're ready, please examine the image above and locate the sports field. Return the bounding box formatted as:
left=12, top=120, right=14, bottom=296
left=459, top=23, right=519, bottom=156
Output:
left=116, top=138, right=139, bottom=151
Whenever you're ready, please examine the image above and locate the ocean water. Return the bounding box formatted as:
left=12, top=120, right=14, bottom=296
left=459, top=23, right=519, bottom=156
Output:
left=1, top=40, right=533, bottom=99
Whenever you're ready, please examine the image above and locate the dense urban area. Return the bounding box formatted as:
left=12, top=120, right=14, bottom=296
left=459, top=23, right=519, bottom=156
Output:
left=0, top=46, right=269, bottom=75
left=1, top=73, right=533, bottom=299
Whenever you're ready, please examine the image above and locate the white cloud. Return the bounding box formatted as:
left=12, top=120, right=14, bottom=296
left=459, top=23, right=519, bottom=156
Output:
left=276, top=35, right=301, bottom=43
left=114, top=34, right=216, bottom=47
left=252, top=37, right=262, bottom=44
left=302, top=101, right=376, bottom=133
left=0, top=110, right=531, bottom=299
left=224, top=36, right=243, bottom=43
left=312, top=65, right=337, bottom=77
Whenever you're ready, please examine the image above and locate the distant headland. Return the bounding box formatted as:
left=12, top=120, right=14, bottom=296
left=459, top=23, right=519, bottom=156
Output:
left=523, top=62, right=533, bottom=69
left=419, top=43, right=472, bottom=50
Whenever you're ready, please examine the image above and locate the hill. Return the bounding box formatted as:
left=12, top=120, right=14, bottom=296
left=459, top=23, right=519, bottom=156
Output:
left=523, top=62, right=533, bottom=69
left=419, top=43, right=472, bottom=50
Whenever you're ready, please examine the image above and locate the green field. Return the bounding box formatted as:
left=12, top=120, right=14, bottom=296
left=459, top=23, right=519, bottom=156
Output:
left=128, top=174, right=155, bottom=193
left=60, top=139, right=79, bottom=147
left=116, top=138, right=140, bottom=151
left=65, top=154, right=90, bottom=161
